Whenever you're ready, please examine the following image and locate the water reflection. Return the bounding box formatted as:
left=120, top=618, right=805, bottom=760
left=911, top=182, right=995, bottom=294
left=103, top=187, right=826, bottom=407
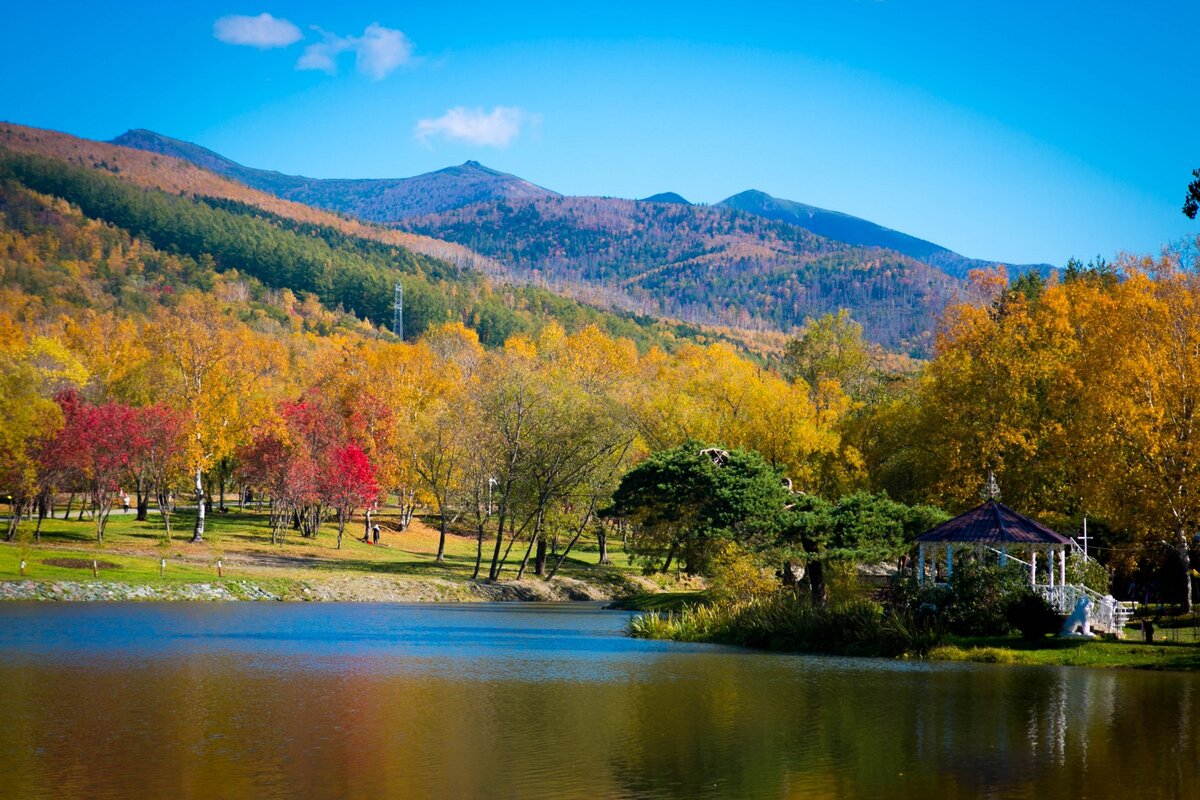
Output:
left=0, top=603, right=1197, bottom=799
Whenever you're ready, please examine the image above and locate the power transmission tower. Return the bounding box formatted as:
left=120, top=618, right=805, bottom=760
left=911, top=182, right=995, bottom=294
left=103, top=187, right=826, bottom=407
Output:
left=392, top=281, right=403, bottom=339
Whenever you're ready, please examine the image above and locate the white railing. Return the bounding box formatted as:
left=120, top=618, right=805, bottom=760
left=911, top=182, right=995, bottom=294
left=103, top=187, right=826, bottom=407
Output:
left=1037, top=583, right=1134, bottom=635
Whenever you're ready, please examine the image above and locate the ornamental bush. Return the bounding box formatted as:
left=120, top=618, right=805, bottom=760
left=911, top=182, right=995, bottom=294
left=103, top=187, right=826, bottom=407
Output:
left=1004, top=591, right=1060, bottom=639
left=887, top=559, right=1040, bottom=637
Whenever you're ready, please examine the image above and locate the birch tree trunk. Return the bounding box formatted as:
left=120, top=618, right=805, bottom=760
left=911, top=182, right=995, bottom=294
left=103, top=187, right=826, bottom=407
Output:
left=191, top=467, right=205, bottom=543
left=1178, top=526, right=1193, bottom=614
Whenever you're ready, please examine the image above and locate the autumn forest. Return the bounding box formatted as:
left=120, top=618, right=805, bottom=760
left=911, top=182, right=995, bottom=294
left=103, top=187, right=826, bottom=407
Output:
left=2, top=125, right=1200, bottom=616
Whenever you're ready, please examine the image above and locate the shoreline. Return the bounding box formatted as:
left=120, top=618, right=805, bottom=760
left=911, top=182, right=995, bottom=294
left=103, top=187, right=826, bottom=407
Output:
left=7, top=579, right=1198, bottom=672
left=0, top=573, right=643, bottom=604
left=621, top=594, right=1200, bottom=672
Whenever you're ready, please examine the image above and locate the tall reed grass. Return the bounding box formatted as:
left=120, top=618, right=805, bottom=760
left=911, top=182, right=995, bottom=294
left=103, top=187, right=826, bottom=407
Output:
left=627, top=593, right=944, bottom=656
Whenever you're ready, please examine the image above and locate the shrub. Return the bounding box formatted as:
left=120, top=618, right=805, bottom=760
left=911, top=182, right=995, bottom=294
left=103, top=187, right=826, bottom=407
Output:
left=926, top=645, right=1016, bottom=664
left=881, top=607, right=948, bottom=655
left=1005, top=591, right=1060, bottom=639
left=938, top=560, right=1032, bottom=635
left=824, top=561, right=870, bottom=602
left=885, top=558, right=1037, bottom=637
left=706, top=543, right=778, bottom=605
left=1066, top=553, right=1112, bottom=595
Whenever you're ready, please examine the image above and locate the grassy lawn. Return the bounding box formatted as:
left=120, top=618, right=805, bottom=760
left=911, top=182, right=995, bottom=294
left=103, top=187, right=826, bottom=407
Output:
left=928, top=633, right=1200, bottom=671
left=0, top=504, right=638, bottom=591
left=1, top=545, right=220, bottom=584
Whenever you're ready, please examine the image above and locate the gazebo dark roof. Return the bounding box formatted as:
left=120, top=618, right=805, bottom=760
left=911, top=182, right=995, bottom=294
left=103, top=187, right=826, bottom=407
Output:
left=915, top=500, right=1072, bottom=546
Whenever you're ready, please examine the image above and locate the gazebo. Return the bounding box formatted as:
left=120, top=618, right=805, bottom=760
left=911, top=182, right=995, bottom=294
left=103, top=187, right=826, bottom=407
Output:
left=914, top=499, right=1073, bottom=588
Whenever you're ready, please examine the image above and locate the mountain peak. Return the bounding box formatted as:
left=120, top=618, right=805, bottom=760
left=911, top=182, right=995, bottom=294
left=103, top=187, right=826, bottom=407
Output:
left=723, top=189, right=778, bottom=207
left=433, top=160, right=511, bottom=180
left=641, top=192, right=691, bottom=205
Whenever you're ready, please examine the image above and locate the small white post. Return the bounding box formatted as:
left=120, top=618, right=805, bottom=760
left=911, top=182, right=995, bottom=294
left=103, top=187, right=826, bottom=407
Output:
left=946, top=545, right=953, bottom=580
left=1000, top=547, right=1008, bottom=568
left=160, top=558, right=166, bottom=577
left=217, top=559, right=223, bottom=578
left=918, top=544, right=925, bottom=587
left=92, top=559, right=98, bottom=578
left=1082, top=516, right=1088, bottom=559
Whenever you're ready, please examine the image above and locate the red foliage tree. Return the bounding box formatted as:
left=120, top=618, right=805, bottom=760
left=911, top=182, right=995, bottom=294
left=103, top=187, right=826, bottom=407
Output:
left=238, top=395, right=379, bottom=547
left=63, top=399, right=143, bottom=542
left=133, top=404, right=187, bottom=539
left=237, top=431, right=295, bottom=544
left=326, top=443, right=380, bottom=549
left=30, top=389, right=87, bottom=541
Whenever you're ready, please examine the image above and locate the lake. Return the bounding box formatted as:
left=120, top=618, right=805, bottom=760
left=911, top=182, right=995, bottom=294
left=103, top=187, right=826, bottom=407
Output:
left=0, top=602, right=1196, bottom=799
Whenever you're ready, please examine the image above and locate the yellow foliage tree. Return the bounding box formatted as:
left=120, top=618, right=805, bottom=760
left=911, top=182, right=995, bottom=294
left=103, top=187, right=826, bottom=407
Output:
left=145, top=294, right=285, bottom=542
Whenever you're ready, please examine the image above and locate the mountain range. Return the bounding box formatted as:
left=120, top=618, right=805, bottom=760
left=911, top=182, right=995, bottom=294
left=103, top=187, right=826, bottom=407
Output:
left=110, top=129, right=1049, bottom=283
left=1, top=123, right=1055, bottom=352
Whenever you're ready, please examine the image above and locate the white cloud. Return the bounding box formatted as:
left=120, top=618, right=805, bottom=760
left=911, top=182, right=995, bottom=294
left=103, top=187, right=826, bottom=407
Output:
left=356, top=23, right=412, bottom=80
left=213, top=13, right=302, bottom=49
left=415, top=106, right=533, bottom=148
left=297, top=23, right=412, bottom=80
left=296, top=31, right=346, bottom=74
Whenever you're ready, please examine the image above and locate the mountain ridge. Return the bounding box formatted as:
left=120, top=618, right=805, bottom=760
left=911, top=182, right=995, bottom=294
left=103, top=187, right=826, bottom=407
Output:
left=108, top=128, right=1049, bottom=279
left=108, top=129, right=560, bottom=220
left=716, top=189, right=1052, bottom=279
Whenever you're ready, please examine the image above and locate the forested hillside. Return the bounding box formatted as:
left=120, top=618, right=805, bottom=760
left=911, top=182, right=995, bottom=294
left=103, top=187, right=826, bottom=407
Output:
left=716, top=189, right=1056, bottom=279
left=403, top=196, right=962, bottom=352
left=0, top=122, right=510, bottom=275
left=0, top=123, right=796, bottom=353
left=0, top=150, right=747, bottom=352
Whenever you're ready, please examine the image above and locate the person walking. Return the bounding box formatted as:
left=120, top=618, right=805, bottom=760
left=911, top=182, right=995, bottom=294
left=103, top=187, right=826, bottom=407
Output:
left=372, top=524, right=381, bottom=545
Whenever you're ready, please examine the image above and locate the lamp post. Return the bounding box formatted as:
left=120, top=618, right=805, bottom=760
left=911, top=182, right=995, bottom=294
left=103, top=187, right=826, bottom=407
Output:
left=487, top=477, right=497, bottom=517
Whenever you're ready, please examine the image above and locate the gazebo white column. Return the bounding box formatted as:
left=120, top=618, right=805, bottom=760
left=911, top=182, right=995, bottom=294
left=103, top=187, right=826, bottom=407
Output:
left=946, top=545, right=953, bottom=580
left=1030, top=548, right=1037, bottom=586
left=1059, top=547, right=1066, bottom=587
left=1049, top=546, right=1055, bottom=588
left=918, top=544, right=925, bottom=587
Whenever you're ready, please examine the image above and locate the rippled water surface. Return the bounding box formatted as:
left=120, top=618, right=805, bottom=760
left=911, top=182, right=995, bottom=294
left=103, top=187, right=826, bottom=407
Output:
left=0, top=602, right=1197, bottom=799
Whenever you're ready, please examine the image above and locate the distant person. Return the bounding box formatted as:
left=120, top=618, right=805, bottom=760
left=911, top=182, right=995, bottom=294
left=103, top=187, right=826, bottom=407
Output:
left=372, top=524, right=381, bottom=545
left=122, top=493, right=130, bottom=513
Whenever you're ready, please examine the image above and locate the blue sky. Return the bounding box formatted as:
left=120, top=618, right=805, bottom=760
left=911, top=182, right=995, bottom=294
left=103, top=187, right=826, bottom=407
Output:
left=2, top=1, right=1196, bottom=265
